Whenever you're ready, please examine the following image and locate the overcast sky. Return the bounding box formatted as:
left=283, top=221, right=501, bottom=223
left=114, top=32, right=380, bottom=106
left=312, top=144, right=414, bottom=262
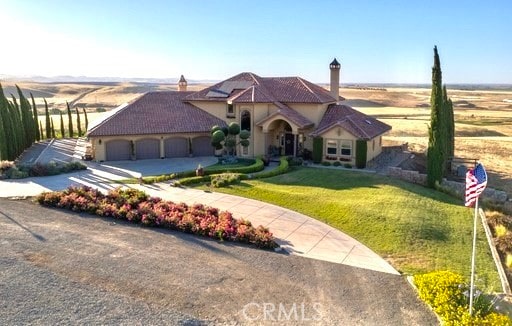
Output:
left=1, top=0, right=511, bottom=84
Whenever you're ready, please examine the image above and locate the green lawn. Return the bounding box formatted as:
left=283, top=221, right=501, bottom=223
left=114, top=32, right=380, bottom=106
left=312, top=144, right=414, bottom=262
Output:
left=196, top=167, right=501, bottom=291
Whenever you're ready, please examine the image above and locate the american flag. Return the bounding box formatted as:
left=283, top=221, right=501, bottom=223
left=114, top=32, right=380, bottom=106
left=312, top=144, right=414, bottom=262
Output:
left=465, top=163, right=487, bottom=207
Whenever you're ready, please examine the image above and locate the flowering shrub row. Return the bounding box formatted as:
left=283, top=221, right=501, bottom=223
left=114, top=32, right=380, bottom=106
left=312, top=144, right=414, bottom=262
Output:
left=35, top=186, right=278, bottom=249
left=413, top=271, right=511, bottom=325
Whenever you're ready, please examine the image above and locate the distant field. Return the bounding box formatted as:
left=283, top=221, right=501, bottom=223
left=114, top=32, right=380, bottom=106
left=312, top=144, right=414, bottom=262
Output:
left=349, top=87, right=512, bottom=194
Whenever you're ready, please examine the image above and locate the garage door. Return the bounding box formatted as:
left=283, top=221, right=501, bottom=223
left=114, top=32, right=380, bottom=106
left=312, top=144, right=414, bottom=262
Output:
left=164, top=137, right=188, bottom=158
left=192, top=136, right=214, bottom=156
left=106, top=140, right=131, bottom=161
left=135, top=138, right=160, bottom=160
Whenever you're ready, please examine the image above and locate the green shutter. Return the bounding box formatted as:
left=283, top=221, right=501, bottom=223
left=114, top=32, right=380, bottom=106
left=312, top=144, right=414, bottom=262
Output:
left=355, top=140, right=367, bottom=169
left=312, top=137, right=323, bottom=163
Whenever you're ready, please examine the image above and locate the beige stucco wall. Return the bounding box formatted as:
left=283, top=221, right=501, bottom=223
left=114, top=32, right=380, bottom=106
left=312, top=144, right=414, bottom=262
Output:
left=287, top=103, right=329, bottom=125
left=89, top=133, right=210, bottom=161
left=366, top=136, right=383, bottom=162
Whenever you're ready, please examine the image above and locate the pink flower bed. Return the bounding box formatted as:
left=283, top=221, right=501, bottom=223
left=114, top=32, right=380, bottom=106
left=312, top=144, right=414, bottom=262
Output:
left=35, top=186, right=277, bottom=249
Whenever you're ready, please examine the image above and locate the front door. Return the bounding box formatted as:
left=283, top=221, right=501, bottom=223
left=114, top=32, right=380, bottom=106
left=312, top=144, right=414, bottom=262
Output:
left=284, top=133, right=295, bottom=156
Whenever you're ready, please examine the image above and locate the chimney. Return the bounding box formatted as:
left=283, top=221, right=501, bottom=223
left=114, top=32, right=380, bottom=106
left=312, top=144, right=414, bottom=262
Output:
left=178, top=75, right=187, bottom=92
left=329, top=58, right=340, bottom=101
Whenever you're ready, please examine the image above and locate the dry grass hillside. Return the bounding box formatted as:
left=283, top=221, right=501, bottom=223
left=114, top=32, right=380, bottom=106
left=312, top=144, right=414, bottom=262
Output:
left=341, top=87, right=512, bottom=194
left=2, top=80, right=511, bottom=194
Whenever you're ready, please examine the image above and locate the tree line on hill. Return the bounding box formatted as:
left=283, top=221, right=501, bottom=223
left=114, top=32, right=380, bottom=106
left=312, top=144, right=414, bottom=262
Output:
left=0, top=83, right=88, bottom=161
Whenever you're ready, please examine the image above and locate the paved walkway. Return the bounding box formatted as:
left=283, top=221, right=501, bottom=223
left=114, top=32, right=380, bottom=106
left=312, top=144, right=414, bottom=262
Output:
left=1, top=139, right=399, bottom=275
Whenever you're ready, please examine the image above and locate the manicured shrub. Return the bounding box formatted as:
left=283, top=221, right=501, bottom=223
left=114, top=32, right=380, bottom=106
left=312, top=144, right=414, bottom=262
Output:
left=1, top=161, right=86, bottom=179
left=506, top=254, right=512, bottom=269
left=5, top=167, right=29, bottom=179
left=286, top=156, right=303, bottom=166
left=495, top=233, right=512, bottom=253
left=35, top=186, right=278, bottom=249
left=321, top=161, right=331, bottom=166
left=253, top=156, right=289, bottom=179
left=413, top=271, right=511, bottom=325
left=0, top=160, right=15, bottom=172
left=487, top=211, right=512, bottom=229
left=344, top=163, right=352, bottom=169
left=333, top=161, right=342, bottom=167
left=211, top=173, right=241, bottom=188
left=175, top=175, right=211, bottom=187
left=494, top=225, right=508, bottom=238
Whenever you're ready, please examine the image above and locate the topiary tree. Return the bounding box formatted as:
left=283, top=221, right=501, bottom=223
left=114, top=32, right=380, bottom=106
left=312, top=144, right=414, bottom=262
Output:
left=210, top=122, right=249, bottom=157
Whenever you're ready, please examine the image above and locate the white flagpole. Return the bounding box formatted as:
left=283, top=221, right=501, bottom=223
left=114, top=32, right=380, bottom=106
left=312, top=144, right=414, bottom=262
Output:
left=469, top=197, right=479, bottom=315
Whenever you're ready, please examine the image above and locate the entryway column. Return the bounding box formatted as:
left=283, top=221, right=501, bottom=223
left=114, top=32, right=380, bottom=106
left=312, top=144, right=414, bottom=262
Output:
left=263, top=130, right=270, bottom=156
left=293, top=133, right=298, bottom=157
left=159, top=137, right=165, bottom=158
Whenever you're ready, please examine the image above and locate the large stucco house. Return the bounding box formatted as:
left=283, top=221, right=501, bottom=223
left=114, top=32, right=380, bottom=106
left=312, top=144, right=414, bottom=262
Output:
left=86, top=59, right=391, bottom=165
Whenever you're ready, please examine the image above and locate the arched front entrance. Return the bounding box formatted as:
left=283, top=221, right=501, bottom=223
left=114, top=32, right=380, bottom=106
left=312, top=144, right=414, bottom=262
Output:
left=267, top=119, right=296, bottom=156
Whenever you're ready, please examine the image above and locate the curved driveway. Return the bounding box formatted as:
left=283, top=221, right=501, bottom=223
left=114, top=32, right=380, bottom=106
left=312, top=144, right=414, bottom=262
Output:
left=2, top=139, right=398, bottom=274
left=0, top=162, right=397, bottom=275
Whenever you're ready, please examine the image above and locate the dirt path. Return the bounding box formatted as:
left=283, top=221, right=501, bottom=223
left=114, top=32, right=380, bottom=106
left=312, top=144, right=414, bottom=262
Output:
left=0, top=199, right=438, bottom=325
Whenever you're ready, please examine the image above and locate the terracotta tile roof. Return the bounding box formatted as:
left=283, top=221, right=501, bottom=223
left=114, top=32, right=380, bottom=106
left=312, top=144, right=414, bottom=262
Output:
left=311, top=104, right=391, bottom=140
left=86, top=92, right=226, bottom=137
left=262, top=77, right=340, bottom=103
left=185, top=72, right=340, bottom=104
left=229, top=85, right=275, bottom=103
left=185, top=72, right=260, bottom=101
left=256, top=102, right=314, bottom=129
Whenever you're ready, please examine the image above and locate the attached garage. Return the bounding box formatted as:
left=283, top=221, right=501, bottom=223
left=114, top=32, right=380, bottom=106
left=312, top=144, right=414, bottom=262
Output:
left=135, top=138, right=160, bottom=159
left=165, top=137, right=188, bottom=158
left=105, top=140, right=131, bottom=161
left=192, top=136, right=214, bottom=156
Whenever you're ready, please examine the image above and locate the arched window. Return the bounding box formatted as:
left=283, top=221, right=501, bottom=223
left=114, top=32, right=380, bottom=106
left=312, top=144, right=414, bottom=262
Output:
left=241, top=110, right=251, bottom=131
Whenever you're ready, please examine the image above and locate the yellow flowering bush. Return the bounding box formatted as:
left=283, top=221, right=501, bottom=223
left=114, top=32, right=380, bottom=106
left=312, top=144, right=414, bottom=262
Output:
left=413, top=271, right=511, bottom=325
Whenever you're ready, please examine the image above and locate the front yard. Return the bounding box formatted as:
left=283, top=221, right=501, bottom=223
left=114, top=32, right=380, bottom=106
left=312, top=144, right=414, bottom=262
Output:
left=195, top=166, right=501, bottom=291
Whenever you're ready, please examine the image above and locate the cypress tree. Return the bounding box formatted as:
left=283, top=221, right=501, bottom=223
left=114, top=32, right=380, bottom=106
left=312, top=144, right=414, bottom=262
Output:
left=39, top=121, right=44, bottom=140
left=0, top=102, right=6, bottom=160
left=10, top=95, right=27, bottom=151
left=0, top=83, right=11, bottom=159
left=443, top=85, right=455, bottom=159
left=31, top=93, right=40, bottom=141
left=8, top=101, right=23, bottom=157
left=82, top=107, right=88, bottom=131
left=17, top=85, right=36, bottom=147
left=66, top=101, right=73, bottom=138
left=427, top=46, right=445, bottom=188
left=76, top=107, right=82, bottom=137
left=51, top=117, right=56, bottom=138
left=59, top=111, right=65, bottom=138
left=44, top=98, right=51, bottom=139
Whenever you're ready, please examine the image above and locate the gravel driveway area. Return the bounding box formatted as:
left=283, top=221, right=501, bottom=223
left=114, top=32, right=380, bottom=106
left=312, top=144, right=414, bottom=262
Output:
left=0, top=199, right=437, bottom=325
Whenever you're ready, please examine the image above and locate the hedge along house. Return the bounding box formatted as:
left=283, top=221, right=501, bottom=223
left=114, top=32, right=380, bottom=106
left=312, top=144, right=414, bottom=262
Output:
left=86, top=60, right=391, bottom=166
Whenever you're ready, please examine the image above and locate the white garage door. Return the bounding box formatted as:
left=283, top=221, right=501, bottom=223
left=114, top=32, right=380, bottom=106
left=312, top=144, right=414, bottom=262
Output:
left=135, top=138, right=160, bottom=160
left=192, top=136, right=214, bottom=157
left=106, top=140, right=131, bottom=161
left=164, top=137, right=188, bottom=158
